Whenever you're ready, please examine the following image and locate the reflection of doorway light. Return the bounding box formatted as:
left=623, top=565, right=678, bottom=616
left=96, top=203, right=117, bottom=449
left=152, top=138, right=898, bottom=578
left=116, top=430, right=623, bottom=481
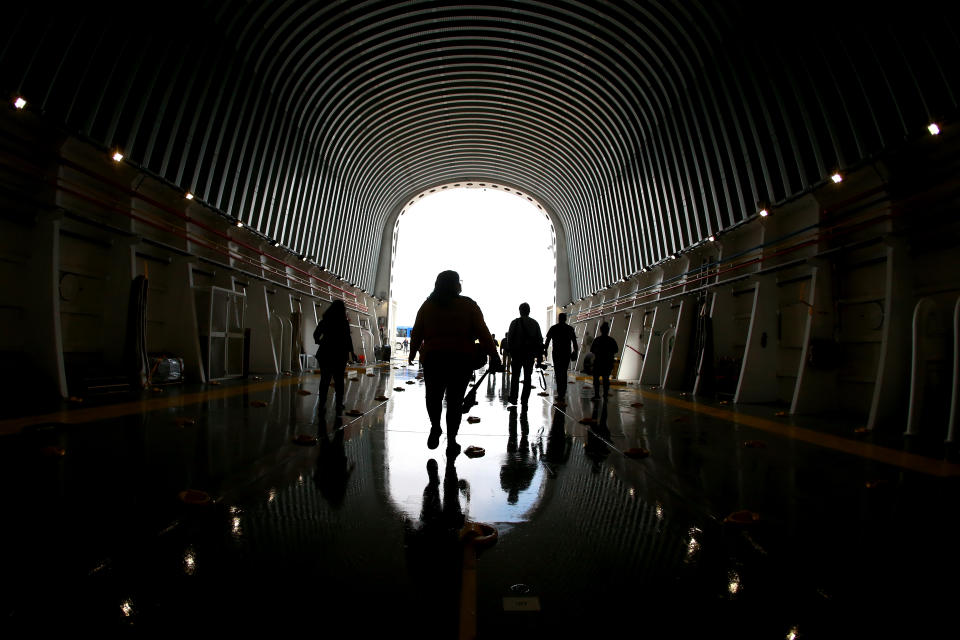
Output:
left=381, top=420, right=547, bottom=525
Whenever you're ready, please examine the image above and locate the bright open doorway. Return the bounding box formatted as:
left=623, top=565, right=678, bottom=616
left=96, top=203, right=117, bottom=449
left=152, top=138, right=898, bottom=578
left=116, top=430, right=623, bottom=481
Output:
left=383, top=186, right=557, bottom=523
left=390, top=186, right=557, bottom=350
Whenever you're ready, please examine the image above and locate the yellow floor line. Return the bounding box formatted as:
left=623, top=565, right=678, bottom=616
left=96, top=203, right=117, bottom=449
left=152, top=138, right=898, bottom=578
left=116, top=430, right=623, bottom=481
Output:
left=639, top=389, right=960, bottom=478
left=0, top=376, right=312, bottom=436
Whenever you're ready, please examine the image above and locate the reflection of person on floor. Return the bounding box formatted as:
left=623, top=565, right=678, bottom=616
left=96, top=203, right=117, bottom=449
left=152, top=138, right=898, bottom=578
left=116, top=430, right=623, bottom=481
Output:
left=314, top=300, right=359, bottom=415
left=314, top=417, right=354, bottom=506
left=409, top=270, right=502, bottom=455
left=403, top=457, right=465, bottom=636
left=584, top=403, right=611, bottom=473
left=543, top=313, right=578, bottom=406
left=540, top=408, right=572, bottom=472
left=506, top=302, right=543, bottom=410
left=500, top=409, right=538, bottom=504
left=589, top=322, right=618, bottom=400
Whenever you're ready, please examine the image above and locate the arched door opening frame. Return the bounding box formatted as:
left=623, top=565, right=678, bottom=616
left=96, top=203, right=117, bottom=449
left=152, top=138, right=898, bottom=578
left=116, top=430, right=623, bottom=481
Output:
left=373, top=181, right=572, bottom=307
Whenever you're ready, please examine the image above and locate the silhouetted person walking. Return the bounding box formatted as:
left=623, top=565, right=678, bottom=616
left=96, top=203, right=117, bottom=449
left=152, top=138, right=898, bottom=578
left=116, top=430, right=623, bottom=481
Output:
left=499, top=333, right=511, bottom=374
left=590, top=321, right=618, bottom=399
left=543, top=312, right=578, bottom=406
left=506, top=303, right=543, bottom=411
left=409, top=270, right=501, bottom=455
left=314, top=300, right=359, bottom=414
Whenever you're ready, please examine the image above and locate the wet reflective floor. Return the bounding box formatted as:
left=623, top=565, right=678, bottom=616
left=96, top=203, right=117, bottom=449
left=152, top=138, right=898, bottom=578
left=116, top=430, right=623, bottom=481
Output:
left=1, top=361, right=958, bottom=636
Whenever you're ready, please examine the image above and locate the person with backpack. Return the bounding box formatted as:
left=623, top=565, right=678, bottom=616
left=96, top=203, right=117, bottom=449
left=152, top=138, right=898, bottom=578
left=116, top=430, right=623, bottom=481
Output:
left=543, top=312, right=578, bottom=406
left=506, top=302, right=543, bottom=411
left=409, top=270, right=502, bottom=455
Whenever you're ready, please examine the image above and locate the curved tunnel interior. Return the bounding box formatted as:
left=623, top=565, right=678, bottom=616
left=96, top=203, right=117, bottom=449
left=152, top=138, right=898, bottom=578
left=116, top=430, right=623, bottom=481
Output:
left=4, top=1, right=955, bottom=299
left=2, top=1, right=960, bottom=636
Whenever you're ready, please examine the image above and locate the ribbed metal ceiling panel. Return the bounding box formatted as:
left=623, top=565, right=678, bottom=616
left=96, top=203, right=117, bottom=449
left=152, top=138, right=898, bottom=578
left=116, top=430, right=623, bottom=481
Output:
left=1, top=1, right=958, bottom=300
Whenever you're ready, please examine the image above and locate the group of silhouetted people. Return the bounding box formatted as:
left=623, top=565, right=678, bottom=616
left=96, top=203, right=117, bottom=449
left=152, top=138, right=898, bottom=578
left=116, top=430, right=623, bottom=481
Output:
left=400, top=270, right=620, bottom=452
left=311, top=270, right=620, bottom=450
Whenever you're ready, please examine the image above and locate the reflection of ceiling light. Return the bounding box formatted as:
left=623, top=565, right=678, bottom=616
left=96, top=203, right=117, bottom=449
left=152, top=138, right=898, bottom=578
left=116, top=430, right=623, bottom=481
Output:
left=185, top=192, right=194, bottom=200
left=112, top=151, right=124, bottom=162
left=928, top=123, right=940, bottom=135
left=831, top=173, right=843, bottom=183
left=759, top=209, right=769, bottom=217
left=13, top=96, right=26, bottom=109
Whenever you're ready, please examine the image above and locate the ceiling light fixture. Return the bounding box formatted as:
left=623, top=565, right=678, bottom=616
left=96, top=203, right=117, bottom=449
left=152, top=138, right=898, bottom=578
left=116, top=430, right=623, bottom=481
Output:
left=928, top=123, right=941, bottom=135
left=13, top=96, right=26, bottom=109
left=831, top=173, right=843, bottom=184
left=759, top=208, right=769, bottom=217
left=112, top=151, right=124, bottom=162
left=185, top=192, right=194, bottom=200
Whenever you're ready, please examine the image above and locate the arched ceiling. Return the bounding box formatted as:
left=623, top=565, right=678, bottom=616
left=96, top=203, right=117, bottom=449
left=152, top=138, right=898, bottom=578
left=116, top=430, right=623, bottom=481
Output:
left=1, top=1, right=958, bottom=300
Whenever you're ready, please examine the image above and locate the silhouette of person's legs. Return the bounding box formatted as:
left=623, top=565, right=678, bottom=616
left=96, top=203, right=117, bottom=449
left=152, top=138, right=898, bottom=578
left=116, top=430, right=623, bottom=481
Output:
left=331, top=362, right=346, bottom=410
left=443, top=366, right=471, bottom=454
left=592, top=372, right=601, bottom=399
left=509, top=357, right=534, bottom=406
left=552, top=356, right=569, bottom=400
left=423, top=354, right=471, bottom=451
left=423, top=362, right=449, bottom=448
left=519, top=358, right=534, bottom=407
left=318, top=369, right=333, bottom=412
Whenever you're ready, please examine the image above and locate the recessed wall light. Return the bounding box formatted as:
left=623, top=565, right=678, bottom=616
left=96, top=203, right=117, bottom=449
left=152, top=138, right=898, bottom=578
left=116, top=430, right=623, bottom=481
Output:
left=928, top=123, right=941, bottom=135
left=112, top=151, right=124, bottom=162
left=236, top=221, right=243, bottom=228
left=708, top=235, right=715, bottom=242
left=13, top=96, right=26, bottom=109
left=185, top=192, right=194, bottom=200
left=831, top=173, right=843, bottom=183
left=759, top=209, right=769, bottom=217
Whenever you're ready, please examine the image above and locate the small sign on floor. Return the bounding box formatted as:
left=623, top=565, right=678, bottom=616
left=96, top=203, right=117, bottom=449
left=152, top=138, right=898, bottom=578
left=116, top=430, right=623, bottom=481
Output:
left=503, top=597, right=541, bottom=612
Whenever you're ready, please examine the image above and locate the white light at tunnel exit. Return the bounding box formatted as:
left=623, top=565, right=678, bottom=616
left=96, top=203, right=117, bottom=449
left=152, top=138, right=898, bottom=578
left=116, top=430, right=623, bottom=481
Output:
left=831, top=173, right=843, bottom=184
left=112, top=151, right=124, bottom=162
left=928, top=123, right=941, bottom=135
left=13, top=96, right=26, bottom=109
